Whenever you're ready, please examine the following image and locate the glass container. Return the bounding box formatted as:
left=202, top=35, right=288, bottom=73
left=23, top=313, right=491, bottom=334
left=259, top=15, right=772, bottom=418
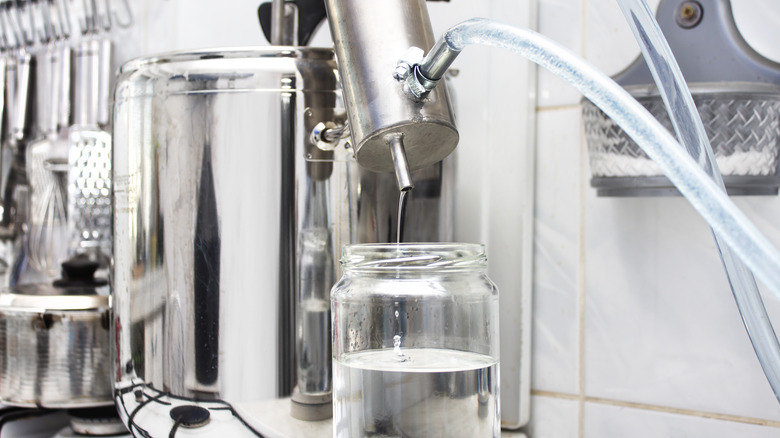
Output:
left=331, top=243, right=500, bottom=438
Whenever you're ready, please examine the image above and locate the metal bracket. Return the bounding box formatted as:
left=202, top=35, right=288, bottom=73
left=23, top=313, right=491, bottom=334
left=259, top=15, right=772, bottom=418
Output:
left=615, top=0, right=780, bottom=86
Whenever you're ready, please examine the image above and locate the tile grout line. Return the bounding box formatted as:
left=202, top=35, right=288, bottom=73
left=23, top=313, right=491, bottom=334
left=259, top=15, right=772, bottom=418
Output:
left=531, top=390, right=780, bottom=429
left=531, top=389, right=580, bottom=401
left=578, top=1, right=589, bottom=435
left=577, top=112, right=587, bottom=438
left=536, top=103, right=581, bottom=112
left=585, top=396, right=780, bottom=429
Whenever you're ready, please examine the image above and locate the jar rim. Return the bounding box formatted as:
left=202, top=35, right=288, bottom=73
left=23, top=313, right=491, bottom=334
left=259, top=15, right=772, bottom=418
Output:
left=340, top=243, right=486, bottom=271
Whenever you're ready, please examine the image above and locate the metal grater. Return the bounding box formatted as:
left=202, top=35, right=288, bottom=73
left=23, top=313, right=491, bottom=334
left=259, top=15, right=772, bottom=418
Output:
left=68, top=127, right=112, bottom=256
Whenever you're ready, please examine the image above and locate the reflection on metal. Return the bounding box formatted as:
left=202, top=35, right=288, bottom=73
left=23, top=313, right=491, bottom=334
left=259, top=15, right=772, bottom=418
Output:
left=112, top=47, right=341, bottom=432
left=0, top=284, right=113, bottom=408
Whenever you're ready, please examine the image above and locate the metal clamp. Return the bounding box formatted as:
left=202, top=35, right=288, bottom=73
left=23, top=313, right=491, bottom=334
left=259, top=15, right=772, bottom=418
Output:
left=393, top=46, right=434, bottom=98
left=394, top=38, right=462, bottom=99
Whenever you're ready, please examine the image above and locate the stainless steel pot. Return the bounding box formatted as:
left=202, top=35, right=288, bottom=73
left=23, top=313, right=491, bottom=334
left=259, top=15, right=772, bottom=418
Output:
left=111, top=47, right=453, bottom=436
left=0, top=283, right=112, bottom=407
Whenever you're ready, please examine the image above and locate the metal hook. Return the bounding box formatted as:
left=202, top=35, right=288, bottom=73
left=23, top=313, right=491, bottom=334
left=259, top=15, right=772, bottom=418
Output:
left=78, top=0, right=88, bottom=34
left=1, top=3, right=20, bottom=48
left=0, top=4, right=12, bottom=50
left=111, top=0, right=131, bottom=28
left=99, top=0, right=110, bottom=31
left=18, top=0, right=36, bottom=45
left=24, top=0, right=37, bottom=44
left=78, top=0, right=97, bottom=34
left=55, top=0, right=71, bottom=39
left=44, top=0, right=63, bottom=40
left=35, top=0, right=55, bottom=42
left=12, top=0, right=36, bottom=46
left=7, top=1, right=31, bottom=46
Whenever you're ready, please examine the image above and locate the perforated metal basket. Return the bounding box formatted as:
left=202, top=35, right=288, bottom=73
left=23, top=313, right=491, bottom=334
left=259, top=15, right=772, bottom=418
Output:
left=582, top=82, right=780, bottom=196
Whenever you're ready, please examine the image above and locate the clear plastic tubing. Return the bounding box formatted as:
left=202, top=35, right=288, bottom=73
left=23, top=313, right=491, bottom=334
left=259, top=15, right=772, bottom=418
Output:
left=419, top=17, right=780, bottom=399
left=616, top=0, right=780, bottom=403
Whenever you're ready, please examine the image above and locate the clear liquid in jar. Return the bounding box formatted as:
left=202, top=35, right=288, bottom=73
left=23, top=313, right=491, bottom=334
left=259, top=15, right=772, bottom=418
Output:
left=333, top=348, right=500, bottom=438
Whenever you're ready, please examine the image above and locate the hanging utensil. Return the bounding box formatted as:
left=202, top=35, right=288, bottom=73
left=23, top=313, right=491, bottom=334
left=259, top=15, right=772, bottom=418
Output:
left=67, top=14, right=111, bottom=265
left=25, top=28, right=69, bottom=279
left=0, top=7, right=11, bottom=274
left=0, top=1, right=35, bottom=286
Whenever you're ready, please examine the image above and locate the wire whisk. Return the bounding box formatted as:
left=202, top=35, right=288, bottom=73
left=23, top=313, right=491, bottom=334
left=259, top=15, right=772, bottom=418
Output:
left=26, top=156, right=68, bottom=276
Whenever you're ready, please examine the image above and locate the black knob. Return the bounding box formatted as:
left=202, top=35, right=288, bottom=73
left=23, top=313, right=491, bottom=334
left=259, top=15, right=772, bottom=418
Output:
left=52, top=254, right=108, bottom=290
left=169, top=405, right=211, bottom=428
left=61, top=254, right=100, bottom=281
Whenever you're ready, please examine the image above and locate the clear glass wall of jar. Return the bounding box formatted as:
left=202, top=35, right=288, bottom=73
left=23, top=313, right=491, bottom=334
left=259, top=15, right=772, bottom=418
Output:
left=331, top=243, right=500, bottom=438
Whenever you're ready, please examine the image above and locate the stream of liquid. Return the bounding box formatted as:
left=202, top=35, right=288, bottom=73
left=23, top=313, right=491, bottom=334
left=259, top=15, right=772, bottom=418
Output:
left=397, top=189, right=409, bottom=244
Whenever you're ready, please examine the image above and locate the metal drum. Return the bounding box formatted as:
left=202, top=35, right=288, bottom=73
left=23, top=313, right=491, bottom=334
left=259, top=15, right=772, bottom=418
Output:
left=111, top=47, right=454, bottom=436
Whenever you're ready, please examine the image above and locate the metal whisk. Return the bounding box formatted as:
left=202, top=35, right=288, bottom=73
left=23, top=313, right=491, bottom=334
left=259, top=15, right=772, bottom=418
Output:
left=27, top=158, right=68, bottom=276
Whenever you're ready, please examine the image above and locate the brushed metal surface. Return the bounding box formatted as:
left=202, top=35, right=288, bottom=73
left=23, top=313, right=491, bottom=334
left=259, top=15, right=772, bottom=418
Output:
left=325, top=0, right=459, bottom=173
left=0, top=288, right=112, bottom=408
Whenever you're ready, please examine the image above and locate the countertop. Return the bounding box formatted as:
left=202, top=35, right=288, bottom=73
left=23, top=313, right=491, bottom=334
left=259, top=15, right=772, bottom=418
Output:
left=239, top=397, right=528, bottom=438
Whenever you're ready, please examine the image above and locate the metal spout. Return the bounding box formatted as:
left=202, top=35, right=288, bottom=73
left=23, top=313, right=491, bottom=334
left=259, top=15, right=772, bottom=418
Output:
left=387, top=134, right=414, bottom=192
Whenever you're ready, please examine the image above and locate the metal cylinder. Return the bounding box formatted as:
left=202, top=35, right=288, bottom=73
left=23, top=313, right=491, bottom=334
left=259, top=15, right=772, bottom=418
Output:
left=73, top=38, right=100, bottom=126
left=324, top=0, right=459, bottom=173
left=0, top=285, right=112, bottom=408
left=112, top=47, right=343, bottom=436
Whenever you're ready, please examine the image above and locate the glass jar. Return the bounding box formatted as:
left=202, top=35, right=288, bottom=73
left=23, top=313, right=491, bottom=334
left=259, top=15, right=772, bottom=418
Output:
left=331, top=243, right=500, bottom=438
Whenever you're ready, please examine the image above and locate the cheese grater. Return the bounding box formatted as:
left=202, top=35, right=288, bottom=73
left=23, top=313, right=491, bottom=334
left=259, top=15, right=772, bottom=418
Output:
left=68, top=37, right=111, bottom=261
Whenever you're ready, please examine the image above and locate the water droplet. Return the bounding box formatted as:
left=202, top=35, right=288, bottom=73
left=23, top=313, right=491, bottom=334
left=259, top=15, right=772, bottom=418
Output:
left=393, top=334, right=407, bottom=362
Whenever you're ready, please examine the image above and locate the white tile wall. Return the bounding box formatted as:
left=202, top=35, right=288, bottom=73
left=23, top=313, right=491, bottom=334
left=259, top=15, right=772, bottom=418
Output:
left=532, top=107, right=582, bottom=395
left=584, top=402, right=780, bottom=438
left=536, top=0, right=584, bottom=108
left=529, top=0, right=780, bottom=436
left=525, top=395, right=580, bottom=438
left=584, top=194, right=780, bottom=420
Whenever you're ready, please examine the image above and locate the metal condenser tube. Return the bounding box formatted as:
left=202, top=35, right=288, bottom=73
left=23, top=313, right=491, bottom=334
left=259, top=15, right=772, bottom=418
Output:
left=324, top=0, right=459, bottom=189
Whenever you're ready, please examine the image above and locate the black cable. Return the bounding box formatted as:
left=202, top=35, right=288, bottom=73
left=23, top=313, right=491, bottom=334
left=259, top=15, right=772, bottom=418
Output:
left=117, top=383, right=266, bottom=437
left=126, top=391, right=168, bottom=434
left=168, top=420, right=181, bottom=438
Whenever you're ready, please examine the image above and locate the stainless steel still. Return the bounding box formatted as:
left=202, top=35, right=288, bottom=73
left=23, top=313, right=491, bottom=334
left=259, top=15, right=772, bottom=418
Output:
left=324, top=0, right=459, bottom=178
left=111, top=47, right=454, bottom=436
